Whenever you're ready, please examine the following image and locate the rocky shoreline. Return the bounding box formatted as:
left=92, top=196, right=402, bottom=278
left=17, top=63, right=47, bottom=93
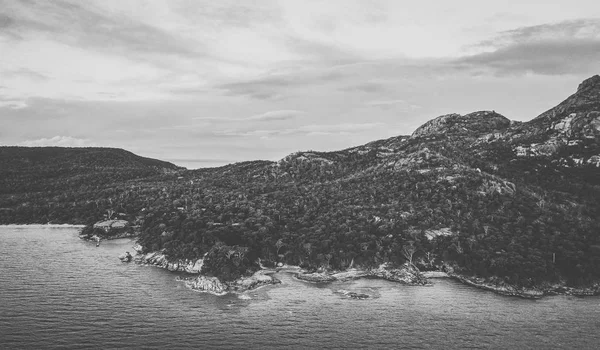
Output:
left=125, top=249, right=281, bottom=294
left=295, top=263, right=430, bottom=286
left=80, top=231, right=138, bottom=245
left=134, top=250, right=204, bottom=273
left=177, top=270, right=282, bottom=295
left=449, top=274, right=600, bottom=299
left=122, top=246, right=600, bottom=299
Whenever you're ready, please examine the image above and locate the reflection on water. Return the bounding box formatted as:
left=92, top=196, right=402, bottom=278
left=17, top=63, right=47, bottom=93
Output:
left=1, top=226, right=599, bottom=349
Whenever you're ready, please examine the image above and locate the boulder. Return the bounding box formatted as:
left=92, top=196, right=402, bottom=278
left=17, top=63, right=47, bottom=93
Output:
left=118, top=251, right=133, bottom=262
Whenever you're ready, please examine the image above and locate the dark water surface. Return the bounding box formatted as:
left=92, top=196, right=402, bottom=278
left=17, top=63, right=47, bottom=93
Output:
left=1, top=226, right=599, bottom=349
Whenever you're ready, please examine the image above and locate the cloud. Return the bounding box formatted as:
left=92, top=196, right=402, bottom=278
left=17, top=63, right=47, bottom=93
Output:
left=339, top=81, right=388, bottom=93
left=476, top=19, right=600, bottom=48
left=456, top=19, right=600, bottom=76
left=456, top=40, right=600, bottom=76
left=213, top=122, right=385, bottom=138
left=0, top=96, right=28, bottom=109
left=246, top=110, right=304, bottom=121
left=214, top=65, right=353, bottom=100
left=0, top=0, right=201, bottom=59
left=3, top=68, right=49, bottom=81
left=365, top=99, right=421, bottom=110
left=17, top=136, right=96, bottom=147
left=216, top=75, right=292, bottom=100
left=193, top=110, right=305, bottom=123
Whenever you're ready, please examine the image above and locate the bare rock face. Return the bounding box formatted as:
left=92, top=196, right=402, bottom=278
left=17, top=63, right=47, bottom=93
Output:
left=185, top=276, right=227, bottom=295
left=411, top=111, right=510, bottom=138
left=228, top=270, right=281, bottom=291
left=528, top=74, right=600, bottom=130
left=509, top=76, right=600, bottom=165
left=137, top=251, right=204, bottom=273
left=93, top=219, right=129, bottom=232
left=369, top=263, right=429, bottom=285
left=296, top=263, right=429, bottom=285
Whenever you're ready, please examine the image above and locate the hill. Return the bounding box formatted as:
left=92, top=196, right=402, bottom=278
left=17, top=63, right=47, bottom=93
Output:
left=0, top=147, right=181, bottom=223
left=1, top=76, right=600, bottom=290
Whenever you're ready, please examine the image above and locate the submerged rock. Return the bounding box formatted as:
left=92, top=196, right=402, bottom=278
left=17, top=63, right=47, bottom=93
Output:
left=118, top=251, right=133, bottom=262
left=337, top=289, right=370, bottom=300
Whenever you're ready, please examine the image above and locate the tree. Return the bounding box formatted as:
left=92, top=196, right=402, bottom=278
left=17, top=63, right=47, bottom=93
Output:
left=276, top=239, right=285, bottom=255
left=423, top=251, right=436, bottom=268
left=402, top=241, right=417, bottom=267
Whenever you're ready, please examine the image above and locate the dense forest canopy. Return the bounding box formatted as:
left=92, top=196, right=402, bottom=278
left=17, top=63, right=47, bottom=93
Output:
left=1, top=76, right=600, bottom=286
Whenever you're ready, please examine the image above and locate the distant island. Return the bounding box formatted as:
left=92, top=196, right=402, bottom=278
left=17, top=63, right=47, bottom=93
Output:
left=2, top=76, right=600, bottom=298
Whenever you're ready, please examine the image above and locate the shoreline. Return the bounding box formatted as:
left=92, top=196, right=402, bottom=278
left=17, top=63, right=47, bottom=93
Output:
left=0, top=224, right=86, bottom=228
left=7, top=224, right=599, bottom=299
left=449, top=274, right=600, bottom=299
left=133, top=250, right=280, bottom=295
left=81, top=232, right=139, bottom=241
left=294, top=264, right=431, bottom=286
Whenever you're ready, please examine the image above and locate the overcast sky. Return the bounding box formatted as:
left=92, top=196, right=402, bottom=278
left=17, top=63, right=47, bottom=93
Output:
left=1, top=0, right=600, bottom=168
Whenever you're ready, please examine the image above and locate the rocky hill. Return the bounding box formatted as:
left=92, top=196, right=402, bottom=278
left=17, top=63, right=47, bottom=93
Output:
left=1, top=76, right=599, bottom=290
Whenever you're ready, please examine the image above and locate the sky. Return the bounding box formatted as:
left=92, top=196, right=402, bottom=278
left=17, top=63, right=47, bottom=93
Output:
left=1, top=0, right=600, bottom=168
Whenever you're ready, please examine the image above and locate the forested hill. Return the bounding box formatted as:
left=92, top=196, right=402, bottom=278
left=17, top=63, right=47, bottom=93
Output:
left=0, top=147, right=181, bottom=223
left=2, top=76, right=600, bottom=288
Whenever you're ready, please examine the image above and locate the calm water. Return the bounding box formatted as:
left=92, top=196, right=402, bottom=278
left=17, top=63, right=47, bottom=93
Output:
left=1, top=226, right=599, bottom=349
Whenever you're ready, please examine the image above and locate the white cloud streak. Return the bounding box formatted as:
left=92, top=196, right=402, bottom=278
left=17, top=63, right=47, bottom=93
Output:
left=17, top=136, right=96, bottom=147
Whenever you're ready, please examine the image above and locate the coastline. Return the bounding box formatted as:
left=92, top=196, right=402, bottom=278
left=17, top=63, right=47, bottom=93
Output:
left=133, top=250, right=281, bottom=295
left=449, top=274, right=600, bottom=299
left=294, top=263, right=431, bottom=286
left=5, top=226, right=599, bottom=300
left=0, top=224, right=86, bottom=228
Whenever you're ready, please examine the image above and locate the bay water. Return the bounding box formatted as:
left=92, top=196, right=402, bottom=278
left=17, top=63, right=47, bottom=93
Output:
left=1, top=226, right=599, bottom=349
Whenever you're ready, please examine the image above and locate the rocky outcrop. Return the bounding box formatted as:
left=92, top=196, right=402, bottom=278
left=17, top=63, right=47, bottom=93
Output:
left=450, top=274, right=600, bottom=299
left=227, top=270, right=281, bottom=292
left=94, top=219, right=129, bottom=231
left=578, top=75, right=600, bottom=92
left=136, top=251, right=204, bottom=273
left=411, top=111, right=510, bottom=138
left=181, top=276, right=228, bottom=295
left=132, top=248, right=280, bottom=294
left=336, top=289, right=370, bottom=299
left=80, top=220, right=137, bottom=241
left=177, top=269, right=281, bottom=295
left=369, top=263, right=430, bottom=285
left=296, top=263, right=430, bottom=286
left=450, top=274, right=544, bottom=299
